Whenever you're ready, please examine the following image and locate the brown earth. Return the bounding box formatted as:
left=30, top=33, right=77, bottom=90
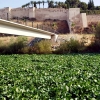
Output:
left=11, top=19, right=70, bottom=34
left=11, top=19, right=98, bottom=34
left=82, top=22, right=98, bottom=34
left=0, top=19, right=98, bottom=38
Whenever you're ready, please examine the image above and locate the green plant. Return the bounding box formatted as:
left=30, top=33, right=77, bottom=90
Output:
left=34, top=39, right=52, bottom=54
left=81, top=10, right=100, bottom=15
left=18, top=47, right=30, bottom=54
left=92, top=25, right=96, bottom=33
left=0, top=54, right=100, bottom=99
left=80, top=36, right=88, bottom=46
left=56, top=38, right=84, bottom=53
left=86, top=23, right=100, bottom=53
left=7, top=36, right=27, bottom=54
left=95, top=23, right=100, bottom=38
left=0, top=36, right=27, bottom=54
left=52, top=22, right=58, bottom=32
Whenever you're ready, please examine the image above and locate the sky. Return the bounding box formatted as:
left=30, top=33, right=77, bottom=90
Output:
left=0, top=0, right=99, bottom=9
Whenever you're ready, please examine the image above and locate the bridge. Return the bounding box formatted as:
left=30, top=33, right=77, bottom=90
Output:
left=0, top=19, right=58, bottom=41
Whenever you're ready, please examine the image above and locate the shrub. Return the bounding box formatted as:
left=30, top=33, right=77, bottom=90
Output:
left=0, top=36, right=28, bottom=54
left=0, top=39, right=11, bottom=54
left=0, top=36, right=52, bottom=54
left=81, top=10, right=100, bottom=15
left=86, top=40, right=100, bottom=52
left=9, top=36, right=27, bottom=54
left=18, top=47, right=29, bottom=54
left=95, top=23, right=100, bottom=38
left=0, top=45, right=8, bottom=54
left=33, top=39, right=52, bottom=54
left=56, top=38, right=86, bottom=54
left=86, top=23, right=100, bottom=53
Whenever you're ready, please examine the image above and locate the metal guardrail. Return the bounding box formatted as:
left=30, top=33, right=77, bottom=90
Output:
left=1, top=16, right=60, bottom=34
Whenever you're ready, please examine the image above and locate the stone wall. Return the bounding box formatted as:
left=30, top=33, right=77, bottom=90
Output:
left=68, top=8, right=80, bottom=20
left=0, top=7, right=88, bottom=32
left=81, top=13, right=87, bottom=28
left=29, top=7, right=35, bottom=18
left=0, top=7, right=11, bottom=20
left=11, top=8, right=29, bottom=18
left=87, top=15, right=100, bottom=23
left=67, top=8, right=83, bottom=32
left=0, top=7, right=83, bottom=22
left=35, top=8, right=68, bottom=20
left=11, top=7, right=35, bottom=18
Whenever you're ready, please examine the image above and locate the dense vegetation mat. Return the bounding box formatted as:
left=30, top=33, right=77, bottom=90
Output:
left=0, top=54, right=100, bottom=99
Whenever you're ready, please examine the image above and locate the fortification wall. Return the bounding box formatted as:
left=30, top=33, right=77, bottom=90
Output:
left=67, top=8, right=83, bottom=32
left=81, top=13, right=87, bottom=27
left=68, top=8, right=80, bottom=20
left=35, top=8, right=68, bottom=20
left=0, top=7, right=81, bottom=22
left=11, top=7, right=35, bottom=18
left=87, top=15, right=100, bottom=23
left=29, top=7, right=35, bottom=18
left=0, top=7, right=88, bottom=33
left=0, top=7, right=11, bottom=20
left=11, top=8, right=29, bottom=18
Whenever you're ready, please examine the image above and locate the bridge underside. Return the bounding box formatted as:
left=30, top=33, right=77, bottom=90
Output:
left=0, top=19, right=55, bottom=39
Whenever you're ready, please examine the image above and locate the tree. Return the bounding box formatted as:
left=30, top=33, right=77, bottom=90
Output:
left=49, top=0, right=54, bottom=8
left=42, top=0, right=45, bottom=8
left=55, top=1, right=58, bottom=8
left=38, top=1, right=41, bottom=9
left=58, top=2, right=61, bottom=8
left=30, top=1, right=34, bottom=7
left=34, top=1, right=37, bottom=8
left=65, top=0, right=80, bottom=8
left=88, top=0, right=94, bottom=10
left=95, top=6, right=100, bottom=10
left=26, top=3, right=30, bottom=8
left=78, top=2, right=88, bottom=10
left=63, top=4, right=67, bottom=9
left=47, top=0, right=50, bottom=8
left=60, top=2, right=66, bottom=8
left=22, top=5, right=26, bottom=8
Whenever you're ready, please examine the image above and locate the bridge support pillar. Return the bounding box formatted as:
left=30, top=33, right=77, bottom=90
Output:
left=51, top=34, right=58, bottom=43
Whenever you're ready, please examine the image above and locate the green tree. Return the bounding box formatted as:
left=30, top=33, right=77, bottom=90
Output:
left=34, top=1, right=37, bottom=8
left=49, top=0, right=54, bottom=8
left=47, top=0, right=50, bottom=8
left=38, top=1, right=41, bottom=9
left=58, top=2, right=61, bottom=8
left=55, top=1, right=58, bottom=8
left=42, top=0, right=45, bottom=8
left=30, top=1, right=34, bottom=7
left=88, top=0, right=94, bottom=10
left=22, top=5, right=26, bottom=8
left=95, top=6, right=100, bottom=10
left=63, top=4, right=67, bottom=9
left=78, top=2, right=88, bottom=10
left=65, top=0, right=80, bottom=8
left=26, top=3, right=30, bottom=8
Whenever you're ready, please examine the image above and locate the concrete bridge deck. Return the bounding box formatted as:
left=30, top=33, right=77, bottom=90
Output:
left=0, top=19, right=57, bottom=41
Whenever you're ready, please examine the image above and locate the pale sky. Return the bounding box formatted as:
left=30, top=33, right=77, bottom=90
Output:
left=0, top=0, right=99, bottom=9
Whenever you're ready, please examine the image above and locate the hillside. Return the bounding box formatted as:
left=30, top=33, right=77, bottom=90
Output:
left=11, top=19, right=99, bottom=34
left=11, top=19, right=70, bottom=34
left=0, top=18, right=98, bottom=37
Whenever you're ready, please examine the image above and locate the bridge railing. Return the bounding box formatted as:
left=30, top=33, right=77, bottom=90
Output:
left=1, top=14, right=60, bottom=34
